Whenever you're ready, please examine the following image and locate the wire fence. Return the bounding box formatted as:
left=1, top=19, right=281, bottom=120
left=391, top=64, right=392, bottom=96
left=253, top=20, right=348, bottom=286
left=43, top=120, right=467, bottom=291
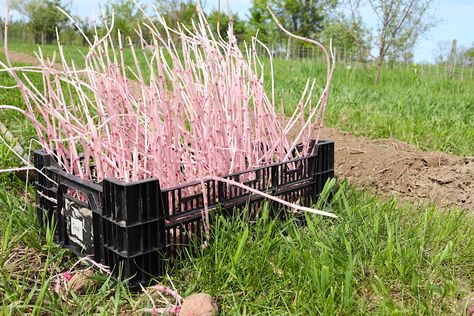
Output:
left=0, top=24, right=85, bottom=46
left=1, top=26, right=473, bottom=81
left=252, top=44, right=474, bottom=81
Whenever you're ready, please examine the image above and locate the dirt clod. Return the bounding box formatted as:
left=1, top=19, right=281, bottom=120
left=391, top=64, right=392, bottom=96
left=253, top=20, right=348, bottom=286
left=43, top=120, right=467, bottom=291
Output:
left=179, top=293, right=218, bottom=316
left=67, top=269, right=95, bottom=293
left=320, top=128, right=474, bottom=210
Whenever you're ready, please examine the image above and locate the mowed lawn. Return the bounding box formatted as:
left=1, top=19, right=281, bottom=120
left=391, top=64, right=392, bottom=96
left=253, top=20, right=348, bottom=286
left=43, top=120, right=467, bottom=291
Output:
left=0, top=44, right=473, bottom=314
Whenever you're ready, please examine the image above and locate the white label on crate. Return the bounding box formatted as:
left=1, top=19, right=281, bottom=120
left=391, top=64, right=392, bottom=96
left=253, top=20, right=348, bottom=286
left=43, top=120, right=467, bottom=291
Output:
left=71, top=217, right=84, bottom=242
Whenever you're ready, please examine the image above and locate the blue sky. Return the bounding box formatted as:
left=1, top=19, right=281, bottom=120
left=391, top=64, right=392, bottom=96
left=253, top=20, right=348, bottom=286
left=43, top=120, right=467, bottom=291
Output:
left=1, top=0, right=473, bottom=62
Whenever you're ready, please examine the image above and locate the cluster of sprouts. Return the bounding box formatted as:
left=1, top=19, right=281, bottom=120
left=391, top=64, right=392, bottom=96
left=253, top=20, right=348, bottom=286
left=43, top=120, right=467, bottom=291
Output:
left=1, top=2, right=335, bottom=217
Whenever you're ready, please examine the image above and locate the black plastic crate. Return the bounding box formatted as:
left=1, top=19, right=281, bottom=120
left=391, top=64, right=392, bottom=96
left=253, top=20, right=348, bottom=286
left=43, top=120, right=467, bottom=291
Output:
left=34, top=140, right=334, bottom=287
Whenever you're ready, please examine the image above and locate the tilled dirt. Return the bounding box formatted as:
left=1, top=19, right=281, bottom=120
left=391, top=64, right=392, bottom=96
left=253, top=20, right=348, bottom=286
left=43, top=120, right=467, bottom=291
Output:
left=319, top=128, right=473, bottom=210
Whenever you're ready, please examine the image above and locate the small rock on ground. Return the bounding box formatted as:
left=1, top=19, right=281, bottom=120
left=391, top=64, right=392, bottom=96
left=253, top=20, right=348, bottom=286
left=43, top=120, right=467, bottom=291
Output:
left=67, top=269, right=95, bottom=293
left=179, top=293, right=218, bottom=316
left=467, top=297, right=474, bottom=316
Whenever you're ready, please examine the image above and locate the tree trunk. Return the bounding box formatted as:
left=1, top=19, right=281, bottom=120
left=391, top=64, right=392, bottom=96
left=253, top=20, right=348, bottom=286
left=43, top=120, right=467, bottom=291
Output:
left=375, top=46, right=385, bottom=84
left=375, top=58, right=383, bottom=83
left=34, top=32, right=40, bottom=44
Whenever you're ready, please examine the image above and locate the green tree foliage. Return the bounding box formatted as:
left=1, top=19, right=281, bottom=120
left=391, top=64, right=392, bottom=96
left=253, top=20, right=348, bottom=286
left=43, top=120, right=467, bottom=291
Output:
left=249, top=0, right=337, bottom=44
left=348, top=0, right=436, bottom=82
left=248, top=0, right=277, bottom=43
left=207, top=10, right=248, bottom=42
left=75, top=17, right=95, bottom=46
left=103, top=0, right=145, bottom=41
left=11, top=0, right=70, bottom=44
left=155, top=0, right=201, bottom=30
left=274, top=0, right=337, bottom=38
left=321, top=16, right=371, bottom=61
left=464, top=44, right=474, bottom=59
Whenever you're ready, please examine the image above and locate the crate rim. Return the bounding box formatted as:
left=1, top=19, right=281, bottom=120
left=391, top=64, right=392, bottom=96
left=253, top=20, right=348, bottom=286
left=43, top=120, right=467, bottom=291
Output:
left=35, top=139, right=332, bottom=191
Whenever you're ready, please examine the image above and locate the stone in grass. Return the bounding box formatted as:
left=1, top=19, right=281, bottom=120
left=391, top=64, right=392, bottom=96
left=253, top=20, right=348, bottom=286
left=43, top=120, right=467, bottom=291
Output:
left=468, top=306, right=474, bottom=316
left=179, top=293, right=218, bottom=316
left=467, top=296, right=474, bottom=316
left=67, top=269, right=95, bottom=294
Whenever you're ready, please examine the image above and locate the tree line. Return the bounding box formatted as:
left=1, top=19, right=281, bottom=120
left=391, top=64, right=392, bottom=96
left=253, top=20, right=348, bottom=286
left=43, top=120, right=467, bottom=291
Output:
left=2, top=0, right=473, bottom=82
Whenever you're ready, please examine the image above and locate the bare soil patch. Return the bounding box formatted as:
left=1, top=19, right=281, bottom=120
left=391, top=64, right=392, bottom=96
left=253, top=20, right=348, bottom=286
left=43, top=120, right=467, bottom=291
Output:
left=1, top=48, right=39, bottom=65
left=319, top=127, right=473, bottom=210
left=280, top=115, right=473, bottom=210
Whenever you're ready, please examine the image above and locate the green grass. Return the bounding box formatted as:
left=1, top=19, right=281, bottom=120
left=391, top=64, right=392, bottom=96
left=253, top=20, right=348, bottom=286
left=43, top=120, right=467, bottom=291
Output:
left=5, top=42, right=89, bottom=67
left=174, top=183, right=474, bottom=314
left=0, top=44, right=473, bottom=314
left=1, top=176, right=473, bottom=314
left=270, top=59, right=474, bottom=156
